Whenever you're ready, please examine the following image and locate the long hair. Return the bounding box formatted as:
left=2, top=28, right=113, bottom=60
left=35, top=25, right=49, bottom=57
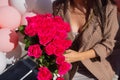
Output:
left=52, top=0, right=108, bottom=14
left=52, top=0, right=68, bottom=16
left=52, top=0, right=115, bottom=32
left=53, top=0, right=115, bottom=20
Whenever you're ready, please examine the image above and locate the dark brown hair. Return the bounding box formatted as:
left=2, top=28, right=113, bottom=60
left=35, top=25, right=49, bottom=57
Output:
left=53, top=0, right=115, bottom=19
left=53, top=0, right=115, bottom=32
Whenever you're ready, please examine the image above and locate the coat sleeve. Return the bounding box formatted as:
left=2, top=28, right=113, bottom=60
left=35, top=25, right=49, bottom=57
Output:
left=93, top=5, right=119, bottom=61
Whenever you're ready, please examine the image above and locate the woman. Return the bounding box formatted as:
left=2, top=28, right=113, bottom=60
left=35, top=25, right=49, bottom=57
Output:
left=53, top=0, right=119, bottom=80
left=107, top=0, right=120, bottom=79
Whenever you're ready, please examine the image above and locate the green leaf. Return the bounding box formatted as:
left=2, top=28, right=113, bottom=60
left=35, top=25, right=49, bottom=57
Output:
left=54, top=70, right=58, bottom=74
left=25, top=40, right=31, bottom=50
left=18, top=25, right=26, bottom=34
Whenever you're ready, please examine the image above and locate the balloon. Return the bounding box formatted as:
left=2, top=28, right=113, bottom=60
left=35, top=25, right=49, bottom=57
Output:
left=0, top=52, right=7, bottom=74
left=9, top=0, right=53, bottom=14
left=22, top=0, right=53, bottom=13
left=9, top=0, right=27, bottom=14
left=32, top=0, right=53, bottom=14
left=0, top=29, right=18, bottom=52
left=0, top=6, right=21, bottom=30
left=0, top=0, right=8, bottom=7
left=6, top=43, right=22, bottom=64
left=21, top=0, right=53, bottom=14
left=51, top=0, right=55, bottom=3
left=23, top=0, right=36, bottom=12
left=21, top=12, right=36, bottom=25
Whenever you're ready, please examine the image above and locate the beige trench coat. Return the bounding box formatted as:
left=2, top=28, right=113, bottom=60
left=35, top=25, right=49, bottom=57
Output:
left=53, top=1, right=119, bottom=80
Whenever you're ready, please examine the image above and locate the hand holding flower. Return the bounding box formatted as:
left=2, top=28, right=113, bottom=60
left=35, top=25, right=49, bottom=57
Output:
left=64, top=49, right=81, bottom=63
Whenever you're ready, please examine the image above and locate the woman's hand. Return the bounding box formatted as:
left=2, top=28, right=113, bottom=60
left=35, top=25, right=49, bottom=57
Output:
left=64, top=49, right=81, bottom=63
left=64, top=49, right=96, bottom=63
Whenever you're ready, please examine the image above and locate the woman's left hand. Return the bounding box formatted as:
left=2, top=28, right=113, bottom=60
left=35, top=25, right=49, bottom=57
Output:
left=64, top=49, right=80, bottom=63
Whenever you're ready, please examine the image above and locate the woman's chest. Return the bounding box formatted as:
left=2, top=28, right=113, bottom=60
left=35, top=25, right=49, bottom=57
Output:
left=68, top=10, right=86, bottom=33
left=64, top=10, right=103, bottom=46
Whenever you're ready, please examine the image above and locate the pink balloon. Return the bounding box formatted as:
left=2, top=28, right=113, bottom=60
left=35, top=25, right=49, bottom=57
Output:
left=0, top=0, right=8, bottom=7
left=0, top=29, right=18, bottom=52
left=21, top=12, right=36, bottom=25
left=0, top=6, right=21, bottom=30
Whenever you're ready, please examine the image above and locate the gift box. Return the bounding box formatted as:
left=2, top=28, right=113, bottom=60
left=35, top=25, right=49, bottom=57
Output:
left=0, top=58, right=38, bottom=80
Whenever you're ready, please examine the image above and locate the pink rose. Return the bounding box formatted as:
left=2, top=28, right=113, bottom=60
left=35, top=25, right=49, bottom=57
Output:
left=54, top=16, right=63, bottom=22
left=54, top=48, right=65, bottom=56
left=63, top=40, right=72, bottom=49
left=37, top=67, right=53, bottom=80
left=38, top=35, right=53, bottom=46
left=28, top=44, right=42, bottom=58
left=58, top=62, right=71, bottom=76
left=45, top=43, right=56, bottom=55
left=24, top=25, right=37, bottom=37
left=26, top=16, right=36, bottom=24
left=56, top=77, right=64, bottom=80
left=25, top=16, right=41, bottom=37
left=57, top=23, right=70, bottom=32
left=54, top=16, right=71, bottom=32
left=52, top=38, right=64, bottom=49
left=38, top=26, right=57, bottom=46
left=55, top=31, right=67, bottom=39
left=63, top=22, right=71, bottom=32
left=56, top=55, right=65, bottom=64
left=52, top=38, right=72, bottom=50
left=26, top=15, right=43, bottom=25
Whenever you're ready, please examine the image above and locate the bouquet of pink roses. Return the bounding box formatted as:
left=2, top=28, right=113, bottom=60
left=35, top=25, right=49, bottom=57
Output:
left=19, top=14, right=72, bottom=80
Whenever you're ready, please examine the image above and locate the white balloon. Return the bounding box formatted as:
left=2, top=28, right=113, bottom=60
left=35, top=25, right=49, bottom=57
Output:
left=9, top=0, right=27, bottom=14
left=25, top=0, right=53, bottom=14
left=0, top=52, right=7, bottom=74
left=51, top=0, right=55, bottom=3
left=6, top=43, right=22, bottom=64
left=9, top=0, right=53, bottom=14
left=33, top=0, right=53, bottom=14
left=23, top=0, right=36, bottom=12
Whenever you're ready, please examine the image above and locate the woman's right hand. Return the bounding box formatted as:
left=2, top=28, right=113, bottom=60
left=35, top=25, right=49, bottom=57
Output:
left=64, top=49, right=81, bottom=63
